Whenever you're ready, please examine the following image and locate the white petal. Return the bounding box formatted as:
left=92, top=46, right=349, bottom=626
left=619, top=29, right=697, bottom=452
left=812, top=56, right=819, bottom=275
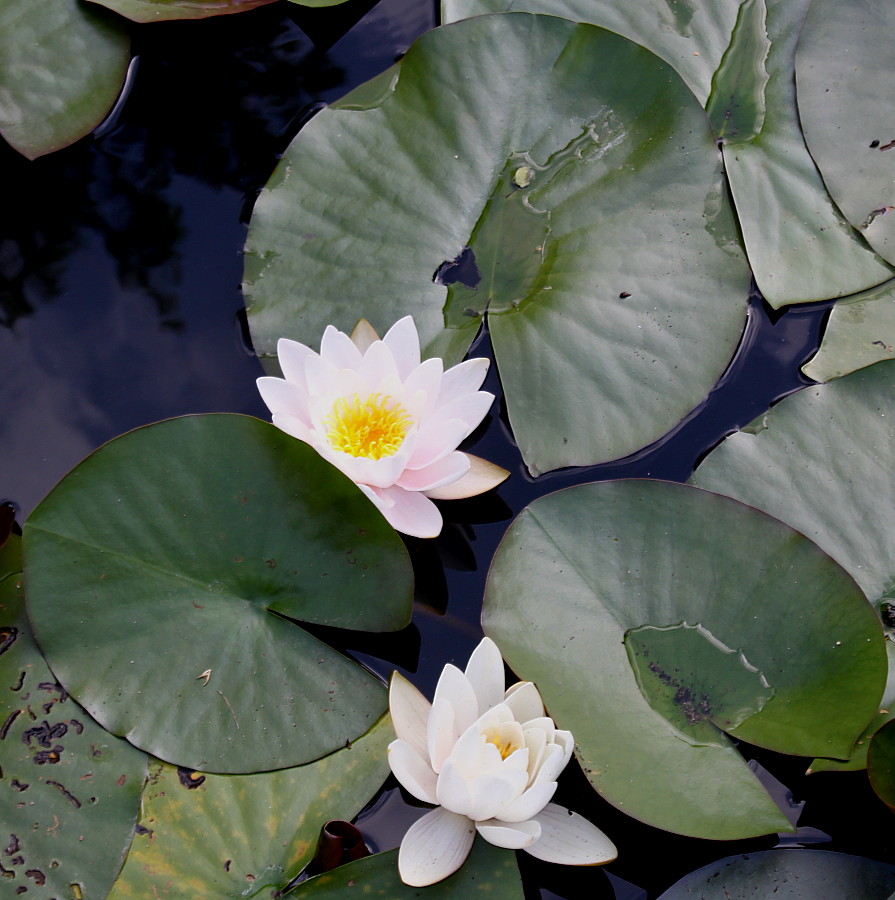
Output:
left=428, top=698, right=457, bottom=775
left=401, top=357, right=444, bottom=419
left=441, top=356, right=489, bottom=396
left=526, top=803, right=617, bottom=866
left=276, top=337, right=316, bottom=385
left=407, top=418, right=470, bottom=469
left=495, top=781, right=556, bottom=823
left=319, top=324, right=364, bottom=370
left=435, top=756, right=474, bottom=817
left=388, top=739, right=438, bottom=804
left=369, top=485, right=443, bottom=538
left=396, top=451, right=469, bottom=492
left=523, top=727, right=547, bottom=780
left=476, top=818, right=541, bottom=849
left=466, top=771, right=529, bottom=821
left=464, top=637, right=506, bottom=716
left=425, top=454, right=509, bottom=500
left=432, top=664, right=479, bottom=741
left=270, top=412, right=312, bottom=444
left=522, top=717, right=556, bottom=741
left=382, top=315, right=421, bottom=379
left=504, top=682, right=545, bottom=723
left=359, top=336, right=401, bottom=386
left=389, top=672, right=431, bottom=762
left=398, top=807, right=475, bottom=887
left=427, top=390, right=494, bottom=437
left=533, top=744, right=570, bottom=785
left=335, top=442, right=412, bottom=489
left=304, top=353, right=344, bottom=400
left=349, top=318, right=380, bottom=352
left=256, top=376, right=308, bottom=421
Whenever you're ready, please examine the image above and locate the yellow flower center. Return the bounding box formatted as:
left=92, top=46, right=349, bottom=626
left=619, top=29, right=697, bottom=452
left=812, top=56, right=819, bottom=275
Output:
left=325, top=393, right=412, bottom=460
left=484, top=729, right=522, bottom=761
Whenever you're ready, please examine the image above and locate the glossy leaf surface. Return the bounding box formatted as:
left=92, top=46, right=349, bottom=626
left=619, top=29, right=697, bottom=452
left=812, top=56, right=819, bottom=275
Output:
left=107, top=714, right=393, bottom=898
left=244, top=13, right=751, bottom=475
left=24, top=414, right=412, bottom=773
left=0, top=536, right=147, bottom=899
left=484, top=480, right=885, bottom=838
left=657, top=849, right=895, bottom=899
left=86, top=0, right=279, bottom=22
left=868, top=718, right=895, bottom=810
left=0, top=0, right=130, bottom=159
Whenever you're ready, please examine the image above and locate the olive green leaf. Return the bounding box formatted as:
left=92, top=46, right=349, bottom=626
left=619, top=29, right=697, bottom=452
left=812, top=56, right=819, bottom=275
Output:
left=86, top=0, right=279, bottom=22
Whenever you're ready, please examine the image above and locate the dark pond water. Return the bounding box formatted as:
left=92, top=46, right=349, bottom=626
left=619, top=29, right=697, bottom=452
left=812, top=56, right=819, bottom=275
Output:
left=1, top=0, right=891, bottom=896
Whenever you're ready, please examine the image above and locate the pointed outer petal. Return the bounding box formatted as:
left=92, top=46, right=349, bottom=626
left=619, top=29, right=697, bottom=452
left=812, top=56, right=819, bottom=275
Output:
left=464, top=637, right=507, bottom=716
left=435, top=756, right=475, bottom=817
left=532, top=744, right=570, bottom=786
left=401, top=357, right=444, bottom=419
left=373, top=485, right=443, bottom=539
left=504, top=681, right=545, bottom=724
left=466, top=770, right=530, bottom=821
left=270, top=412, right=312, bottom=444
left=276, top=337, right=317, bottom=385
left=350, top=318, right=381, bottom=351
left=433, top=664, right=480, bottom=735
left=407, top=418, right=470, bottom=470
left=382, top=315, right=421, bottom=380
left=526, top=804, right=617, bottom=866
left=441, top=356, right=489, bottom=396
left=388, top=739, right=438, bottom=805
left=425, top=453, right=510, bottom=500
left=523, top=728, right=547, bottom=780
left=359, top=335, right=401, bottom=386
left=319, top=324, right=364, bottom=370
left=553, top=730, right=575, bottom=767
left=494, top=782, right=557, bottom=823
left=477, top=818, right=542, bottom=849
left=389, top=672, right=432, bottom=762
left=398, top=806, right=476, bottom=888
left=256, top=375, right=308, bottom=420
left=428, top=697, right=458, bottom=775
left=396, top=450, right=469, bottom=492
left=522, top=717, right=556, bottom=742
left=304, top=353, right=345, bottom=400
left=427, top=390, right=495, bottom=437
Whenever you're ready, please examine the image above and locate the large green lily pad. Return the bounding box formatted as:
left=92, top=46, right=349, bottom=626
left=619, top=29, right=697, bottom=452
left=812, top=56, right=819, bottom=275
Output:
left=107, top=714, right=393, bottom=898
left=86, top=0, right=279, bottom=22
left=868, top=717, right=895, bottom=810
left=23, top=414, right=412, bottom=773
left=657, top=849, right=895, bottom=899
left=796, top=0, right=895, bottom=267
left=0, top=0, right=130, bottom=159
left=0, top=535, right=148, bottom=899
left=691, top=360, right=895, bottom=770
left=483, top=479, right=886, bottom=839
left=288, top=838, right=523, bottom=899
left=802, top=278, right=895, bottom=382
left=244, top=12, right=751, bottom=476
left=442, top=0, right=895, bottom=306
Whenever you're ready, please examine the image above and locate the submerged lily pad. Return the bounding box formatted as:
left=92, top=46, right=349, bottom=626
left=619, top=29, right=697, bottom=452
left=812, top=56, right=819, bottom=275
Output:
left=0, top=535, right=147, bottom=899
left=107, top=714, right=392, bottom=898
left=796, top=0, right=895, bottom=267
left=442, top=0, right=895, bottom=306
left=868, top=718, right=895, bottom=810
left=0, top=0, right=130, bottom=159
left=691, top=360, right=895, bottom=770
left=657, top=849, right=895, bottom=899
left=24, top=414, right=412, bottom=773
left=484, top=479, right=885, bottom=838
left=289, top=838, right=523, bottom=899
left=245, top=12, right=751, bottom=475
left=86, top=0, right=279, bottom=22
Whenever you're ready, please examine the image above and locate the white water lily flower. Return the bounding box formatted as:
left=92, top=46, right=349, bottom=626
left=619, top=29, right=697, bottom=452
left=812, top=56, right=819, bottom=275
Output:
left=388, top=637, right=617, bottom=886
left=256, top=316, right=508, bottom=538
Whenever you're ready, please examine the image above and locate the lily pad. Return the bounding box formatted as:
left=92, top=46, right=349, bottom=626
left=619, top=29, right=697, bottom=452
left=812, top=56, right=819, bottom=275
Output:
left=802, top=278, right=895, bottom=383
left=868, top=718, right=895, bottom=810
left=796, top=0, right=895, bottom=267
left=442, top=0, right=895, bottom=306
left=0, top=535, right=148, bottom=899
left=288, top=838, right=523, bottom=899
left=0, top=0, right=130, bottom=159
left=244, top=12, right=751, bottom=475
left=483, top=479, right=886, bottom=838
left=691, top=360, right=895, bottom=770
left=107, top=714, right=393, bottom=898
left=86, top=0, right=279, bottom=22
left=23, top=414, right=413, bottom=773
left=657, top=849, right=895, bottom=899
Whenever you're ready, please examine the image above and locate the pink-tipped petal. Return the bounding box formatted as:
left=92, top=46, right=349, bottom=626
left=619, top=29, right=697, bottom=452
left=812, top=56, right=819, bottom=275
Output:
left=388, top=739, right=438, bottom=805
left=442, top=356, right=489, bottom=395
left=401, top=357, right=444, bottom=418
left=526, top=804, right=617, bottom=866
left=369, top=485, right=443, bottom=538
left=407, top=418, right=469, bottom=470
left=495, top=781, right=557, bottom=823
left=319, top=324, right=364, bottom=370
left=359, top=336, right=401, bottom=386
left=389, top=672, right=431, bottom=762
left=424, top=453, right=509, bottom=500
left=350, top=318, right=381, bottom=352
left=476, top=818, right=541, bottom=849
left=397, top=451, right=469, bottom=492
left=504, top=682, right=545, bottom=723
left=382, top=315, right=421, bottom=379
left=398, top=807, right=476, bottom=887
left=276, top=337, right=316, bottom=385
left=270, top=412, right=312, bottom=445
left=257, top=376, right=312, bottom=424
left=464, top=637, right=506, bottom=716
left=427, top=390, right=495, bottom=437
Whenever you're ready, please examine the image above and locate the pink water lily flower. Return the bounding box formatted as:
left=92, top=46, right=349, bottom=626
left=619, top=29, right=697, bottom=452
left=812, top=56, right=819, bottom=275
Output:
left=256, top=316, right=508, bottom=538
left=388, top=637, right=617, bottom=886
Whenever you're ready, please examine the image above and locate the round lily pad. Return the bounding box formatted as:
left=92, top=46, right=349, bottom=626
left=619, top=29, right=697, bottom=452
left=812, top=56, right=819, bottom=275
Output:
left=244, top=12, right=751, bottom=475
left=484, top=479, right=886, bottom=838
left=23, top=414, right=413, bottom=773
left=868, top=718, right=895, bottom=810
left=86, top=0, right=279, bottom=22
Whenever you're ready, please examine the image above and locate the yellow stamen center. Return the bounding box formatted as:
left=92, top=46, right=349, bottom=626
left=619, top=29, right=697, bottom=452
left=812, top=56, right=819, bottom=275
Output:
left=484, top=729, right=521, bottom=761
left=325, top=393, right=412, bottom=460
